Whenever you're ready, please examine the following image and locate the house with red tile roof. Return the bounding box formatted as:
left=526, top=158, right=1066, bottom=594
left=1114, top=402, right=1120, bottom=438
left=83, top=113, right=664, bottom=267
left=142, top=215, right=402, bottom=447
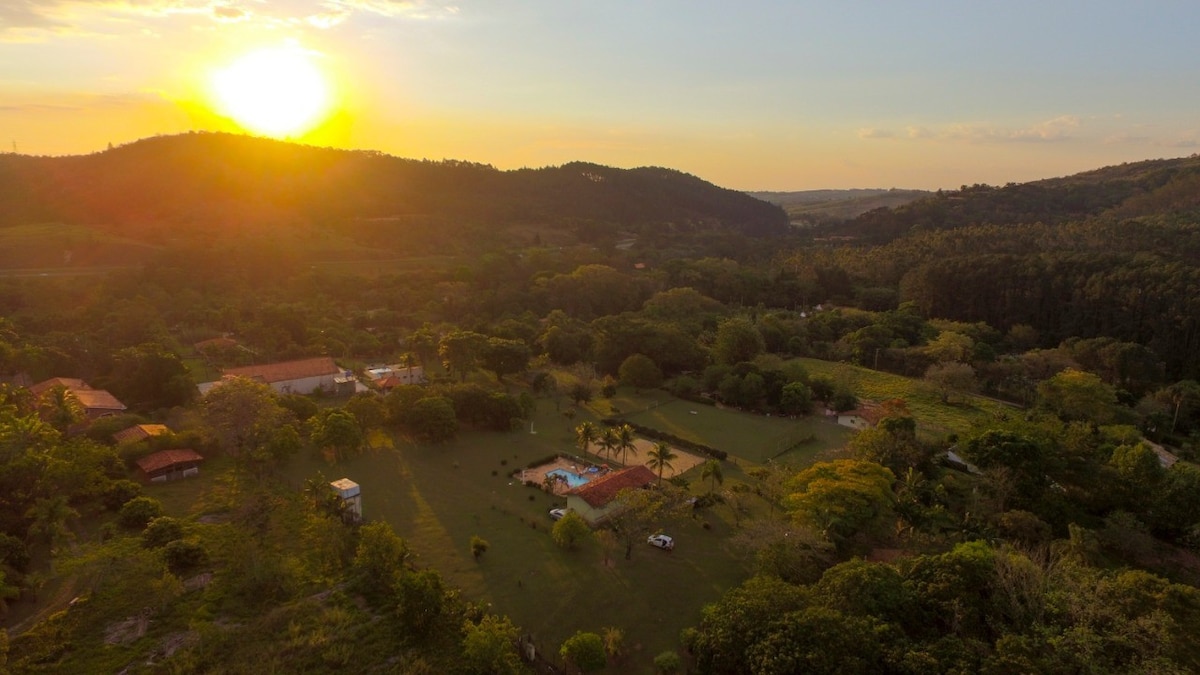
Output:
left=565, top=465, right=657, bottom=525
left=200, top=357, right=343, bottom=396
left=113, top=423, right=170, bottom=445
left=29, top=377, right=127, bottom=421
left=136, top=449, right=204, bottom=482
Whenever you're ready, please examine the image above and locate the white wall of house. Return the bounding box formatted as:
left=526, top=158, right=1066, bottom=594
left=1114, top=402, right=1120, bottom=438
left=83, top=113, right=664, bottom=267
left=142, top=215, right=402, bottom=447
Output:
left=565, top=495, right=624, bottom=526
left=272, top=373, right=338, bottom=395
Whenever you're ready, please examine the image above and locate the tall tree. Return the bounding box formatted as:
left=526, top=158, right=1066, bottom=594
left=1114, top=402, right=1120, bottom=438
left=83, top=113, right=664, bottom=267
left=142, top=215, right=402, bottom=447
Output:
left=438, top=330, right=488, bottom=382
left=614, top=424, right=637, bottom=467
left=702, top=459, right=724, bottom=495
left=713, top=317, right=766, bottom=365
left=200, top=376, right=291, bottom=464
left=646, top=442, right=678, bottom=485
left=35, top=385, right=85, bottom=434
left=575, top=421, right=598, bottom=461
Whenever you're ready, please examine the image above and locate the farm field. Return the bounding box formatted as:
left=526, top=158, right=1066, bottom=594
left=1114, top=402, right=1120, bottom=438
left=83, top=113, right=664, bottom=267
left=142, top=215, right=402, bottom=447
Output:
left=794, top=358, right=1015, bottom=437
left=283, top=397, right=752, bottom=673
left=610, top=393, right=852, bottom=465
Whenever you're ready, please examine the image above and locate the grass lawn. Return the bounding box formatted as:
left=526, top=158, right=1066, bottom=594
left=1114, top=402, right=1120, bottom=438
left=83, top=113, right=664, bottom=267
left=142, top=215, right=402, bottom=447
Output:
left=604, top=389, right=853, bottom=466
left=284, top=399, right=752, bottom=673
left=794, top=358, right=1015, bottom=438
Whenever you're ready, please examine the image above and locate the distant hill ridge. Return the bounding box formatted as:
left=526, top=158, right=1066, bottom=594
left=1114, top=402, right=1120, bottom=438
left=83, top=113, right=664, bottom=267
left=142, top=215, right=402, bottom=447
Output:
left=834, top=154, right=1200, bottom=242
left=0, top=132, right=788, bottom=238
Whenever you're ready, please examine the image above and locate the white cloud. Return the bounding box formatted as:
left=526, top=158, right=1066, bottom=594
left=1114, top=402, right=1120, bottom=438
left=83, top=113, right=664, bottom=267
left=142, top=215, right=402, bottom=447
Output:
left=857, top=127, right=894, bottom=140
left=1, top=0, right=456, bottom=38
left=901, top=115, right=1082, bottom=145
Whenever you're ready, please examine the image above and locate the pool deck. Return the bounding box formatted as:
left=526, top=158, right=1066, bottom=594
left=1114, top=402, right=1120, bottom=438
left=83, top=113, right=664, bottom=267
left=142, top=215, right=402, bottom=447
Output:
left=514, top=456, right=608, bottom=495
left=513, top=439, right=707, bottom=496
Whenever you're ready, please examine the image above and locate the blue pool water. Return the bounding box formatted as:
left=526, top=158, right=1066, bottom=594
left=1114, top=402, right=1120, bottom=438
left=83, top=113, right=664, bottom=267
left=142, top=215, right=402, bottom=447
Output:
left=547, top=468, right=591, bottom=488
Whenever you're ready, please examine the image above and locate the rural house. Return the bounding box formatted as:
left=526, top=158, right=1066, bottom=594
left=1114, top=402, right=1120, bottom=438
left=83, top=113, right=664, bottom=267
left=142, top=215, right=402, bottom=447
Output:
left=565, top=465, right=657, bottom=525
left=29, top=377, right=127, bottom=421
left=113, top=423, right=170, bottom=445
left=136, top=449, right=204, bottom=482
left=200, top=356, right=343, bottom=396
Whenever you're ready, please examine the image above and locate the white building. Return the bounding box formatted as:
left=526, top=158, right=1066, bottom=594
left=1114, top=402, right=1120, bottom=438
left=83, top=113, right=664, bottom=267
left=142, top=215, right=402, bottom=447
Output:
left=202, top=357, right=343, bottom=396
left=330, top=478, right=362, bottom=521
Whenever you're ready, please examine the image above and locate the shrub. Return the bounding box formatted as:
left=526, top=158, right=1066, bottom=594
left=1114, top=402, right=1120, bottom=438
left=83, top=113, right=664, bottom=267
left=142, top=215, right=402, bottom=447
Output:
left=470, top=535, right=489, bottom=561
left=102, top=480, right=143, bottom=512
left=142, top=516, right=185, bottom=548
left=118, top=496, right=164, bottom=529
left=654, top=650, right=683, bottom=674
left=163, top=538, right=208, bottom=574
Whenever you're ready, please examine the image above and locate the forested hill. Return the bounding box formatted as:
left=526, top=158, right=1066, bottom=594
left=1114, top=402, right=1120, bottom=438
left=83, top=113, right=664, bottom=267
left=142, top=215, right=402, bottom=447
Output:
left=0, top=132, right=786, bottom=238
left=834, top=154, right=1200, bottom=243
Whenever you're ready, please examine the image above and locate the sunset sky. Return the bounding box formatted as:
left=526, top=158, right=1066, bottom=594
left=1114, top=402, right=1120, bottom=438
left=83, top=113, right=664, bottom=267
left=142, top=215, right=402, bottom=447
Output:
left=3, top=1, right=1198, bottom=190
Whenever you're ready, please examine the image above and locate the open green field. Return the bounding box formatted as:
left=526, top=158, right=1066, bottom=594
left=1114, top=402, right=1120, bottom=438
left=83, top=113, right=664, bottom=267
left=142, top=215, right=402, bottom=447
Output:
left=794, top=358, right=1015, bottom=437
left=283, top=399, right=752, bottom=673
left=612, top=394, right=852, bottom=465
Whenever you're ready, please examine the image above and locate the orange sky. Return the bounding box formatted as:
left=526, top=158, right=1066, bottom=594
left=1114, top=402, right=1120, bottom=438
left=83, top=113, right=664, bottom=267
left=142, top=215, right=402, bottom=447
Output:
left=3, top=1, right=1198, bottom=190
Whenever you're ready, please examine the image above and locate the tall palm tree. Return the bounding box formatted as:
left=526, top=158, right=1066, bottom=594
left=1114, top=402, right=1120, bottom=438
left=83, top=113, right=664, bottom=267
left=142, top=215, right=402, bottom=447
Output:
left=575, top=421, right=598, bottom=462
left=37, top=385, right=85, bottom=435
left=615, top=424, right=636, bottom=467
left=599, top=427, right=618, bottom=463
left=646, top=442, right=678, bottom=485
left=702, top=459, right=724, bottom=495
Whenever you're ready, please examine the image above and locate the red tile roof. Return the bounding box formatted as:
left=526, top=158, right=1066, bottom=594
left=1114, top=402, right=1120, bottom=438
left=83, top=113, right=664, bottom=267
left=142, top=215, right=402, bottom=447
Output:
left=222, top=357, right=340, bottom=384
left=74, top=389, right=127, bottom=412
left=113, top=424, right=170, bottom=444
left=569, top=465, right=657, bottom=508
left=30, top=377, right=90, bottom=396
left=30, top=378, right=125, bottom=412
left=136, top=449, right=204, bottom=474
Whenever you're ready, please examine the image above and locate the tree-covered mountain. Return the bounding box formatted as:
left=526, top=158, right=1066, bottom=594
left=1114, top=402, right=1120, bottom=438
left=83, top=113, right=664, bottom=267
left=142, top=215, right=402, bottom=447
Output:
left=0, top=132, right=787, bottom=241
left=829, top=154, right=1200, bottom=243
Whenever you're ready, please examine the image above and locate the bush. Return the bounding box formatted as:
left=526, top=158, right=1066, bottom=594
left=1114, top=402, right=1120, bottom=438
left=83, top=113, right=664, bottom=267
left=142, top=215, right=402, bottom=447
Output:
left=142, top=516, right=185, bottom=549
left=102, top=480, right=144, bottom=512
left=118, top=496, right=164, bottom=529
left=163, top=538, right=207, bottom=574
left=654, top=650, right=683, bottom=674
left=560, top=631, right=606, bottom=672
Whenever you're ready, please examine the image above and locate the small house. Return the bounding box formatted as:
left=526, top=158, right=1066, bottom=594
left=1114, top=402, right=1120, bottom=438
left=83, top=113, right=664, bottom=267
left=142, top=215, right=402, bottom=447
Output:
left=136, top=449, right=204, bottom=482
left=29, top=377, right=127, bottom=422
left=113, top=424, right=170, bottom=445
left=204, top=357, right=342, bottom=396
left=565, top=465, right=657, bottom=526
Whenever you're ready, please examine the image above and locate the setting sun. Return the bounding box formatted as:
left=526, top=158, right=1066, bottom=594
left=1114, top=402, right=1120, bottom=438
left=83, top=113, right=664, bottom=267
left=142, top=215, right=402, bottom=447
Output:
left=210, top=46, right=332, bottom=138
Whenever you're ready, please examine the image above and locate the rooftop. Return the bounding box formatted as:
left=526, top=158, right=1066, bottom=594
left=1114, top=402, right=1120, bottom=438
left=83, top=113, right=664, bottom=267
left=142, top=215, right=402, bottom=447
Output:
left=29, top=377, right=90, bottom=396
left=136, top=449, right=204, bottom=474
left=222, top=357, right=340, bottom=384
left=568, top=465, right=657, bottom=508
left=113, top=424, right=170, bottom=444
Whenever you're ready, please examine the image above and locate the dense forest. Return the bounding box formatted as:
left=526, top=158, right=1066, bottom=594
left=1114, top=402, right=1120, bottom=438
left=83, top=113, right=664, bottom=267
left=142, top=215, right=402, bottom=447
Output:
left=1, top=139, right=1200, bottom=673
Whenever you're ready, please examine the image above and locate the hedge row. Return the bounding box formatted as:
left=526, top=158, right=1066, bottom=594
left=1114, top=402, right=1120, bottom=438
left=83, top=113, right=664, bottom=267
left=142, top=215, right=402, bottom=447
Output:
left=600, top=418, right=728, bottom=462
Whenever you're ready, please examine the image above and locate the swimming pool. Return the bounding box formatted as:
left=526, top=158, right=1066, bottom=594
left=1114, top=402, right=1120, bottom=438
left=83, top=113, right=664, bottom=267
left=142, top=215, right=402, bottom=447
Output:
left=546, top=468, right=591, bottom=488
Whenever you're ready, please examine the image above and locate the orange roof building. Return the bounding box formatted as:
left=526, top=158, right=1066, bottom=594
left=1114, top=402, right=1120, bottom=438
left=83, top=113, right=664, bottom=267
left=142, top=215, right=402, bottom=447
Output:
left=29, top=377, right=127, bottom=421
left=209, top=357, right=343, bottom=395
left=136, top=449, right=204, bottom=482
left=113, top=424, right=170, bottom=445
left=565, top=465, right=657, bottom=525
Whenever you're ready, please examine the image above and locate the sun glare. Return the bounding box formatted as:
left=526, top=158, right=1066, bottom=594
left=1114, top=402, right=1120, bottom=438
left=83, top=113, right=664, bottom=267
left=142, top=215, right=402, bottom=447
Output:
left=210, top=46, right=333, bottom=138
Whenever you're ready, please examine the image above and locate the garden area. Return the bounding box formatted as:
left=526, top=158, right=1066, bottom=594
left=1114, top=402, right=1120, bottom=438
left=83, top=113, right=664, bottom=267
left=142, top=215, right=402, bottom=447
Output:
left=282, top=395, right=754, bottom=671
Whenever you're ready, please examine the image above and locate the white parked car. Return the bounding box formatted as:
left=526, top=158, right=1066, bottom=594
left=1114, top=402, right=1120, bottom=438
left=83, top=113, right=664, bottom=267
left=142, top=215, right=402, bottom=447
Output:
left=647, top=534, right=674, bottom=550
left=549, top=508, right=567, bottom=521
